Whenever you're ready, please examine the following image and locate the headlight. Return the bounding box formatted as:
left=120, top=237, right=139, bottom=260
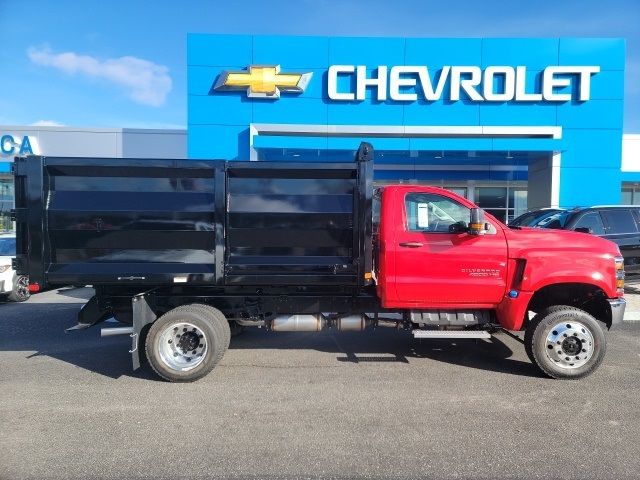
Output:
left=0, top=265, right=10, bottom=273
left=615, top=256, right=625, bottom=295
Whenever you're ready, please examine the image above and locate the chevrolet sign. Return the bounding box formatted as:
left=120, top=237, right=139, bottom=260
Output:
left=328, top=65, right=600, bottom=102
left=214, top=64, right=600, bottom=103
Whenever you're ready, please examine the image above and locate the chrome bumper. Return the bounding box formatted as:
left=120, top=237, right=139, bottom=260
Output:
left=608, top=298, right=626, bottom=327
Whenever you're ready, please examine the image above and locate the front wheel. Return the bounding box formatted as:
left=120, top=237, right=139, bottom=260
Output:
left=145, top=304, right=230, bottom=382
left=525, top=305, right=606, bottom=379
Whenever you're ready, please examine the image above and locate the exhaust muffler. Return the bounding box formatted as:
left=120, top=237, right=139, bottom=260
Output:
left=267, top=314, right=388, bottom=332
left=334, top=315, right=372, bottom=331
left=270, top=314, right=326, bottom=332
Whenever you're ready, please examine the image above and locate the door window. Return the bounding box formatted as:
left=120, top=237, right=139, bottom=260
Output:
left=600, top=209, right=638, bottom=234
left=573, top=212, right=605, bottom=235
left=405, top=193, right=470, bottom=233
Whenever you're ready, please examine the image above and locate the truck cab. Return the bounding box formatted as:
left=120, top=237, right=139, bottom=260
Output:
left=376, top=184, right=625, bottom=340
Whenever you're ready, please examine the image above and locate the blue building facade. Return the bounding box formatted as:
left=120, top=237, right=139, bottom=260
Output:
left=188, top=35, right=625, bottom=222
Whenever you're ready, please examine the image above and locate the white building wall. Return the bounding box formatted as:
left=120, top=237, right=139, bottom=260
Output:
left=0, top=125, right=186, bottom=168
left=621, top=134, right=640, bottom=172
left=121, top=129, right=186, bottom=158
left=527, top=156, right=554, bottom=210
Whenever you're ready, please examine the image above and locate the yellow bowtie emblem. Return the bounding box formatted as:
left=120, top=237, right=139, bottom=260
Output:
left=214, top=65, right=312, bottom=99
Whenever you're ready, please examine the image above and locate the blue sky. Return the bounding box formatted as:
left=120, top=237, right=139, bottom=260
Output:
left=0, top=0, right=638, bottom=131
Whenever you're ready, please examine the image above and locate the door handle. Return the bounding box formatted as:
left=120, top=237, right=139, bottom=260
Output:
left=399, top=242, right=424, bottom=248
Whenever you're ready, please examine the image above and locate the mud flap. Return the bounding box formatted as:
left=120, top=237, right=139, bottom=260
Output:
left=130, top=293, right=157, bottom=370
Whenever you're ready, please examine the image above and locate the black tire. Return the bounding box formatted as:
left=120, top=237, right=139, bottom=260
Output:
left=8, top=275, right=30, bottom=302
left=524, top=305, right=606, bottom=379
left=145, top=304, right=230, bottom=382
left=187, top=304, right=231, bottom=349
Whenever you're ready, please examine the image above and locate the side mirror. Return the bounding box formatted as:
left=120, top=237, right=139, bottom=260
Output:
left=468, top=208, right=486, bottom=235
left=574, top=227, right=592, bottom=234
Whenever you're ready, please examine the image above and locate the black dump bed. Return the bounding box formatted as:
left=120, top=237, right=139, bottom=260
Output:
left=12, top=144, right=373, bottom=289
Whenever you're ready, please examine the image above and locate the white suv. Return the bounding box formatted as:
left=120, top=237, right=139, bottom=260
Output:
left=0, top=233, right=30, bottom=302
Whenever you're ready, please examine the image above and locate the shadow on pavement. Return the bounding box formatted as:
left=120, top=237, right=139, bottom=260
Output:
left=0, top=295, right=159, bottom=381
left=54, top=286, right=96, bottom=300
left=229, top=328, right=542, bottom=378
left=0, top=293, right=541, bottom=380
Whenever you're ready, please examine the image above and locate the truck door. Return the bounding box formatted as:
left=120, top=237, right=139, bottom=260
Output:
left=393, top=191, right=508, bottom=305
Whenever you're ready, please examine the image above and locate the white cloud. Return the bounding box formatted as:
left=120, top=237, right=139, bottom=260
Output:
left=27, top=46, right=172, bottom=107
left=31, top=120, right=65, bottom=127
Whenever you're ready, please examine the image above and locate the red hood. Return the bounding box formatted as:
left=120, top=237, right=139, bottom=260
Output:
left=503, top=226, right=620, bottom=298
left=504, top=227, right=620, bottom=258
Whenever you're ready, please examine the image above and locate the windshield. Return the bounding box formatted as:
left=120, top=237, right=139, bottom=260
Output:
left=510, top=209, right=561, bottom=227
left=0, top=237, right=16, bottom=256
left=510, top=211, right=543, bottom=227
left=537, top=211, right=574, bottom=229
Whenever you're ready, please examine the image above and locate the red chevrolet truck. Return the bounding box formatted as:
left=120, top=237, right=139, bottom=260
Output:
left=12, top=143, right=625, bottom=382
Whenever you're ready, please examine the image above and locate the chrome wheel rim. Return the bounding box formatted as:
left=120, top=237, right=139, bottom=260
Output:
left=157, top=322, right=207, bottom=372
left=545, top=321, right=594, bottom=369
left=15, top=276, right=30, bottom=300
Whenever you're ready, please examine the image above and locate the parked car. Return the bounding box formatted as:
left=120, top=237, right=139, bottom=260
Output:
left=537, top=206, right=640, bottom=276
left=509, top=208, right=564, bottom=227
left=0, top=233, right=30, bottom=302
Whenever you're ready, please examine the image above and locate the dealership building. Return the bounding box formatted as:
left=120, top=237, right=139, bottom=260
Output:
left=2, top=35, right=640, bottom=227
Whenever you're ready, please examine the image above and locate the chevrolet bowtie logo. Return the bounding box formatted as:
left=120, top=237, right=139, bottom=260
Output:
left=214, top=65, right=312, bottom=99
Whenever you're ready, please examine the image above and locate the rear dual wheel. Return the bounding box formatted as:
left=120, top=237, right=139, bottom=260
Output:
left=525, top=305, right=606, bottom=379
left=145, top=304, right=230, bottom=382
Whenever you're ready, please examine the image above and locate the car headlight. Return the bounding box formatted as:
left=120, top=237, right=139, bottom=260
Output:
left=0, top=265, right=10, bottom=273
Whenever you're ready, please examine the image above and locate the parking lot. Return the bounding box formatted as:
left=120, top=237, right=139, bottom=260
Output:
left=1, top=287, right=639, bottom=480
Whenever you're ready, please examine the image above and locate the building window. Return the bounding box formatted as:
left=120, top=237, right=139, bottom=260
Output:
left=512, top=189, right=528, bottom=220
left=476, top=186, right=527, bottom=224
left=447, top=187, right=467, bottom=198
left=622, top=187, right=640, bottom=205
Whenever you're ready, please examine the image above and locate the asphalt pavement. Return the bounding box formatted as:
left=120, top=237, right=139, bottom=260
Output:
left=1, top=287, right=639, bottom=480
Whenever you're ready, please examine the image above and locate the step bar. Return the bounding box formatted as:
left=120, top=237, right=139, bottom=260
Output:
left=412, top=330, right=491, bottom=339
left=101, top=326, right=134, bottom=337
